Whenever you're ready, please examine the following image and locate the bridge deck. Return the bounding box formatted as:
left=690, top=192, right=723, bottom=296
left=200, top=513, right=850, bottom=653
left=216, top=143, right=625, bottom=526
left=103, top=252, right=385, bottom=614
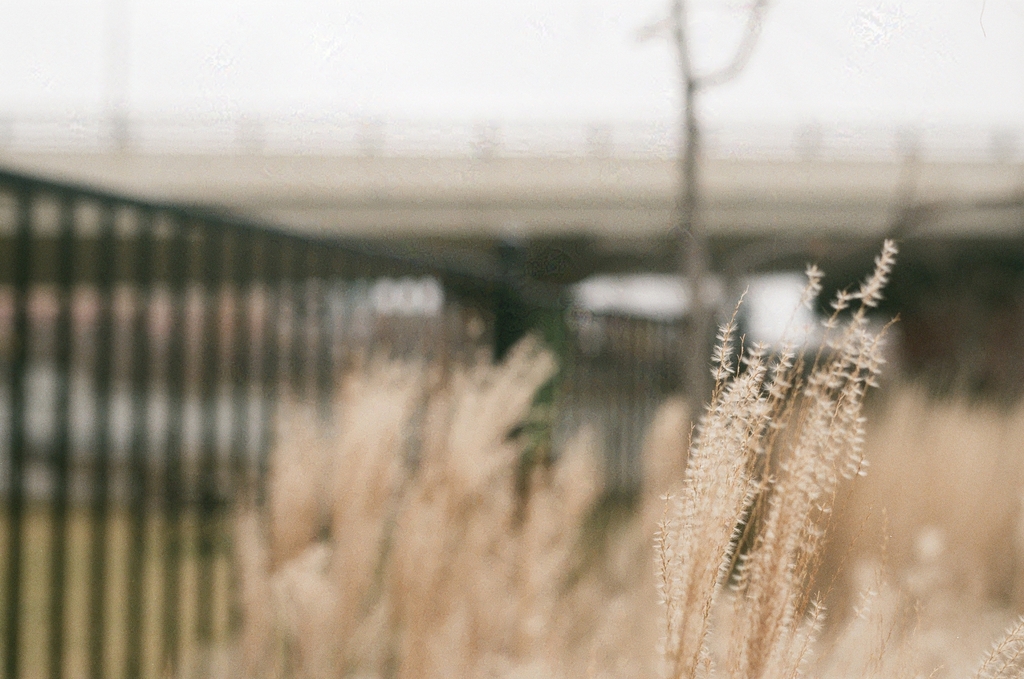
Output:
left=1, top=152, right=1021, bottom=243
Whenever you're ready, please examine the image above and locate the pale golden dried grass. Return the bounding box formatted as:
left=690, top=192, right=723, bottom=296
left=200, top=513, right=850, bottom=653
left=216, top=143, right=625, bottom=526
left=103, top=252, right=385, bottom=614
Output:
left=817, top=389, right=1024, bottom=679
left=832, top=390, right=1024, bottom=610
left=656, top=241, right=896, bottom=679
left=238, top=337, right=662, bottom=679
left=235, top=238, right=1024, bottom=679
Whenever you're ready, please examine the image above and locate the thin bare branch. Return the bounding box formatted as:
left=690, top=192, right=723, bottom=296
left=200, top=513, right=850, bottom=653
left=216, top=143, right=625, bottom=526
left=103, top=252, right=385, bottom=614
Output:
left=672, top=0, right=698, bottom=85
left=695, top=0, right=771, bottom=90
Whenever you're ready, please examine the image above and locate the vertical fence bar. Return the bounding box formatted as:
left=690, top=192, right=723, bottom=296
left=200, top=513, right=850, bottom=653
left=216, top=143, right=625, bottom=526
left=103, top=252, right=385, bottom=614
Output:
left=160, top=215, right=189, bottom=675
left=315, top=248, right=334, bottom=412
left=123, top=209, right=154, bottom=679
left=626, top=320, right=641, bottom=489
left=4, top=186, right=32, bottom=679
left=47, top=194, right=77, bottom=679
left=195, top=225, right=224, bottom=648
left=228, top=230, right=253, bottom=493
left=493, top=241, right=530, bottom=361
left=289, top=242, right=308, bottom=399
left=87, top=201, right=117, bottom=679
left=302, top=246, right=321, bottom=409
left=254, top=237, right=284, bottom=507
left=226, top=229, right=252, bottom=635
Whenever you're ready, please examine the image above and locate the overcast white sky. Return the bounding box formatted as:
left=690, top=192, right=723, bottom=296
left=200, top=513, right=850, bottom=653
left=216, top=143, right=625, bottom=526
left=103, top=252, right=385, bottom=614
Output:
left=0, top=0, right=1021, bottom=126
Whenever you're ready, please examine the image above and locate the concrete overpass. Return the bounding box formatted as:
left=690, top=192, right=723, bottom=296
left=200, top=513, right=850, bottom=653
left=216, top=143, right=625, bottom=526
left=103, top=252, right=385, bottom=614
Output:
left=3, top=117, right=1024, bottom=394
left=1, top=115, right=1022, bottom=282
left=3, top=149, right=1022, bottom=279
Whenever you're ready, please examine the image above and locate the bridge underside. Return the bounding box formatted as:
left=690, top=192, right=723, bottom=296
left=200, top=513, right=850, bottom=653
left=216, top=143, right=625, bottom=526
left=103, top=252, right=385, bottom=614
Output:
left=3, top=150, right=1024, bottom=395
left=1, top=151, right=1021, bottom=278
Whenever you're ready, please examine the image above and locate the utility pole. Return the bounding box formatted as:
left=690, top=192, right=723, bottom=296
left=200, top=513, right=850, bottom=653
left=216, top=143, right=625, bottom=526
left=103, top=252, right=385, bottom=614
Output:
left=645, top=0, right=770, bottom=405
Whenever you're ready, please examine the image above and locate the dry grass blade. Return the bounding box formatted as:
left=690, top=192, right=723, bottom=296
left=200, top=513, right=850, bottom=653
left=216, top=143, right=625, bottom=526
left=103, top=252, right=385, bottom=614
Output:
left=976, top=617, right=1024, bottom=679
left=727, top=245, right=895, bottom=679
left=657, top=240, right=897, bottom=679
left=656, top=332, right=769, bottom=679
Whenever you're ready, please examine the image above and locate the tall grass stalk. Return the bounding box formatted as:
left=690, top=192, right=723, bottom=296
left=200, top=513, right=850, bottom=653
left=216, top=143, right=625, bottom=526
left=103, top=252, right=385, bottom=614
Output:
left=237, top=339, right=655, bottom=678
left=235, top=238, right=1024, bottom=679
left=656, top=240, right=895, bottom=679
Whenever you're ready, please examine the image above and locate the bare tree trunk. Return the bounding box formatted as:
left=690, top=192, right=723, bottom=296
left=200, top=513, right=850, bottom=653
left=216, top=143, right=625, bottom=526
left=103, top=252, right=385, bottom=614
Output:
left=673, top=0, right=715, bottom=406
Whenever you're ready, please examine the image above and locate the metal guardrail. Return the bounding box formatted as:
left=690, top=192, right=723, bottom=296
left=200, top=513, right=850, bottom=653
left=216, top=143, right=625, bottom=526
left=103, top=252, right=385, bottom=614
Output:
left=0, top=166, right=570, bottom=679
left=0, top=114, right=1021, bottom=162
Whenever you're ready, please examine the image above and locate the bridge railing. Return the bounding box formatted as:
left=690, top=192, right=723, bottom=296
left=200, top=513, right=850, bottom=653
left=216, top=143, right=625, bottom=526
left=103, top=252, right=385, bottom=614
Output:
left=1, top=114, right=1021, bottom=162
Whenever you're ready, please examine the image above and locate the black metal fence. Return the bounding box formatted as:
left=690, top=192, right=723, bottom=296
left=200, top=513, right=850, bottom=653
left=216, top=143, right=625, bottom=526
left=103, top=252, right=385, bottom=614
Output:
left=558, top=309, right=685, bottom=485
left=0, top=167, right=688, bottom=679
left=0, top=167, right=579, bottom=679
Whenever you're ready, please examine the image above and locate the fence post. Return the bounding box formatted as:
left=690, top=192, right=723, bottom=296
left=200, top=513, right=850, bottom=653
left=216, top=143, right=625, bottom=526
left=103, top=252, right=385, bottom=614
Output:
left=226, top=228, right=253, bottom=636
left=44, top=194, right=76, bottom=679
left=86, top=200, right=118, bottom=679
left=195, top=226, right=226, bottom=648
left=124, top=208, right=155, bottom=679
left=4, top=186, right=32, bottom=679
left=160, top=214, right=190, bottom=676
left=306, top=248, right=333, bottom=417
left=255, top=235, right=286, bottom=507
left=493, top=240, right=530, bottom=361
